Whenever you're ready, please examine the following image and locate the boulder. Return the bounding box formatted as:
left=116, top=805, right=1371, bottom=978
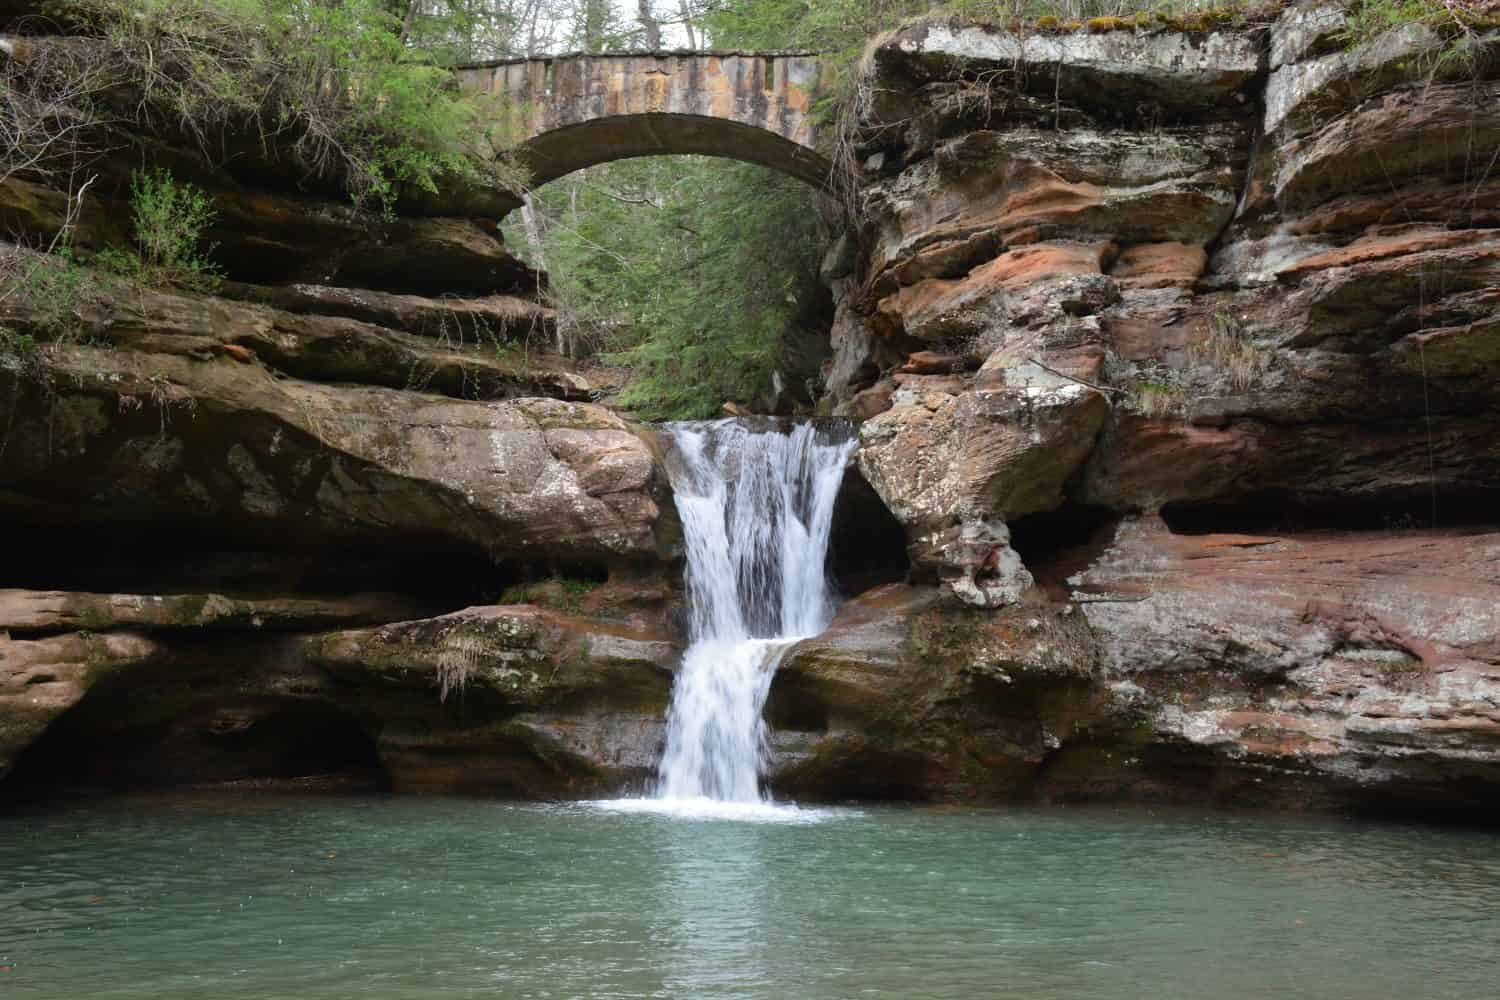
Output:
left=0, top=630, right=164, bottom=778
left=306, top=605, right=680, bottom=795
left=858, top=351, right=1109, bottom=605
left=768, top=583, right=1102, bottom=800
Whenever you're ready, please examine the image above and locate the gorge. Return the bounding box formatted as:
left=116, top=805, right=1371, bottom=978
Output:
left=3, top=1, right=1500, bottom=995
left=2, top=2, right=1499, bottom=821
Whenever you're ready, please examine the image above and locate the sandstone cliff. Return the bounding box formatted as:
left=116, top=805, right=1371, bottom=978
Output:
left=0, top=10, right=687, bottom=794
left=3, top=4, right=1499, bottom=821
left=783, top=5, right=1500, bottom=817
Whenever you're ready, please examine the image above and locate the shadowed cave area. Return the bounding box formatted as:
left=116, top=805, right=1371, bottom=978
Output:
left=4, top=643, right=389, bottom=802
left=828, top=467, right=910, bottom=596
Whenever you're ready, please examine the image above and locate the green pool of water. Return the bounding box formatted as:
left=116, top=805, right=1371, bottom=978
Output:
left=1, top=794, right=1496, bottom=998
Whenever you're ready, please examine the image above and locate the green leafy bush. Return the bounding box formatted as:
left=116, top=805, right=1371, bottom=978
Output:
left=71, top=0, right=526, bottom=212
left=92, top=171, right=217, bottom=291
left=101, top=168, right=221, bottom=290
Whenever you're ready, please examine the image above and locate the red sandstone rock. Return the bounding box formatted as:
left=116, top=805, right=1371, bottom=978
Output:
left=1109, top=242, right=1207, bottom=288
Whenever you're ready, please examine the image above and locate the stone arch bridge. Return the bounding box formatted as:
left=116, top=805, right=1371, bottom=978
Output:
left=455, top=51, right=831, bottom=194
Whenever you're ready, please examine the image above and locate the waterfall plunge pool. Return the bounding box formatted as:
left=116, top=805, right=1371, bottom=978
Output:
left=2, top=793, right=1497, bottom=999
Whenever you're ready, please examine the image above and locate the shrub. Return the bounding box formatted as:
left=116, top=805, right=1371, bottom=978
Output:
left=69, top=0, right=526, bottom=213
left=98, top=169, right=221, bottom=291
left=1135, top=376, right=1187, bottom=418
left=133, top=168, right=219, bottom=287
left=1194, top=312, right=1266, bottom=392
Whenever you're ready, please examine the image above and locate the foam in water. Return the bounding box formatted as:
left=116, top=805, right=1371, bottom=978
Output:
left=586, top=796, right=841, bottom=825
left=643, top=419, right=855, bottom=812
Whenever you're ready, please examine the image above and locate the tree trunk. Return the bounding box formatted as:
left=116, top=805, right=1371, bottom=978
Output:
left=679, top=0, right=696, bottom=49
left=637, top=0, right=661, bottom=50
left=519, top=193, right=547, bottom=271
left=583, top=0, right=609, bottom=52
left=399, top=0, right=421, bottom=45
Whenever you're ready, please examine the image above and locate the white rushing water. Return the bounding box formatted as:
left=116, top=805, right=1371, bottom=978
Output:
left=649, top=419, right=856, bottom=807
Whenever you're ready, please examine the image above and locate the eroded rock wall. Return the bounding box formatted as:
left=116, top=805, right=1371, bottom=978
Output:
left=779, top=6, right=1500, bottom=817
left=0, top=17, right=690, bottom=797
left=4, top=6, right=1500, bottom=819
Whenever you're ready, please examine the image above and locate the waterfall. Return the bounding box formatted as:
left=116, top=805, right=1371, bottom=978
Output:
left=654, top=419, right=855, bottom=803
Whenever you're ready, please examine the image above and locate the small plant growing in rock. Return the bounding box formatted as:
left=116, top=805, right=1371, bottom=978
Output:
left=436, top=631, right=487, bottom=703
left=0, top=243, right=98, bottom=404
left=1135, top=374, right=1188, bottom=418
left=1193, top=312, right=1266, bottom=392
left=500, top=575, right=600, bottom=614
left=99, top=168, right=220, bottom=292
left=1342, top=0, right=1496, bottom=66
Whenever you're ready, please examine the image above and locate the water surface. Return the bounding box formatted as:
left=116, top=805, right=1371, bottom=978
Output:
left=1, top=794, right=1497, bottom=998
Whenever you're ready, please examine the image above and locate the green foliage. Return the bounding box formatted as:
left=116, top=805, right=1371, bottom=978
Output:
left=0, top=328, right=37, bottom=356
left=100, top=169, right=222, bottom=291
left=521, top=157, right=827, bottom=420
left=72, top=0, right=526, bottom=212
left=1345, top=0, right=1450, bottom=41
left=2, top=245, right=91, bottom=341
left=500, top=575, right=601, bottom=613
left=0, top=243, right=97, bottom=399
left=1341, top=0, right=1496, bottom=64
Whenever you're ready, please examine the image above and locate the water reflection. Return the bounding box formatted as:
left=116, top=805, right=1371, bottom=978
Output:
left=653, top=816, right=778, bottom=998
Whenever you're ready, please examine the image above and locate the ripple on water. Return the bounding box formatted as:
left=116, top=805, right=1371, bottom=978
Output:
left=2, top=795, right=1498, bottom=1000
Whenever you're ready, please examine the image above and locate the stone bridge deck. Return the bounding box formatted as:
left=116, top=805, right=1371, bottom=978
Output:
left=455, top=50, right=831, bottom=191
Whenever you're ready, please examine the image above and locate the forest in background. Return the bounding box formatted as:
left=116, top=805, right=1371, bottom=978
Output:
left=392, top=0, right=1253, bottom=418
left=424, top=0, right=956, bottom=419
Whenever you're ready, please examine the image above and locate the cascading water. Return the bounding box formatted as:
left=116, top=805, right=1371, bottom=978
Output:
left=652, top=418, right=856, bottom=804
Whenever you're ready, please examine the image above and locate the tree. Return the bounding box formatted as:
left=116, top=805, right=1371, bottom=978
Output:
left=638, top=0, right=661, bottom=48
left=517, top=156, right=829, bottom=419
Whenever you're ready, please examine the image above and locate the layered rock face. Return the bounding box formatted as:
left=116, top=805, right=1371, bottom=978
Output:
left=770, top=525, right=1500, bottom=815
left=0, top=17, right=690, bottom=797
left=786, top=8, right=1500, bottom=816
left=4, top=6, right=1500, bottom=821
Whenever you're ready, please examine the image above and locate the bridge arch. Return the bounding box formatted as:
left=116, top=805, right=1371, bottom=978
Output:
left=456, top=52, right=832, bottom=193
